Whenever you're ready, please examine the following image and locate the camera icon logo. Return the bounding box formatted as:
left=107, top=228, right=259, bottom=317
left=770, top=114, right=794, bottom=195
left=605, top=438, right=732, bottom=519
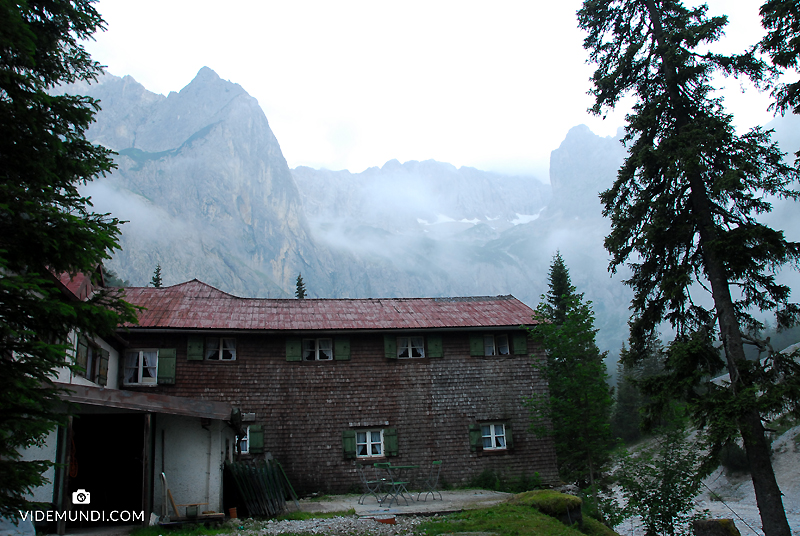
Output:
left=72, top=489, right=90, bottom=505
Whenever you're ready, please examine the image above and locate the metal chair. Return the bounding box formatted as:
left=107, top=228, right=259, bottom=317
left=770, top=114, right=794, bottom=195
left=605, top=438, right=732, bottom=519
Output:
left=417, top=460, right=443, bottom=501
left=375, top=462, right=412, bottom=507
left=355, top=462, right=385, bottom=505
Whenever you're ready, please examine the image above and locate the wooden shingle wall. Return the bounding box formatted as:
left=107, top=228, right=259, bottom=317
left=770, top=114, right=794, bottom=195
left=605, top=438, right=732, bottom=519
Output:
left=122, top=330, right=558, bottom=494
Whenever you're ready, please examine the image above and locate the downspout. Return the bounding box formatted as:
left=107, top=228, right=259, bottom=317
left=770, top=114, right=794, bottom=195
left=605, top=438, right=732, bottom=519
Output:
left=206, top=423, right=212, bottom=509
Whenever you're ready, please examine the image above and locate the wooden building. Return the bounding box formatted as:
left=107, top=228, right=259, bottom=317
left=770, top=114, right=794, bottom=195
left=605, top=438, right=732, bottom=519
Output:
left=118, top=279, right=557, bottom=495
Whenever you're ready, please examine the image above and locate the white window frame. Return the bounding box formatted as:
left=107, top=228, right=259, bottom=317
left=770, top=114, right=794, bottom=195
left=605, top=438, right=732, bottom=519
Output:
left=355, top=429, right=384, bottom=458
left=397, top=336, right=425, bottom=358
left=238, top=426, right=250, bottom=454
left=303, top=338, right=333, bottom=361
left=123, top=349, right=159, bottom=386
left=206, top=337, right=236, bottom=360
left=481, top=423, right=507, bottom=450
left=483, top=334, right=510, bottom=356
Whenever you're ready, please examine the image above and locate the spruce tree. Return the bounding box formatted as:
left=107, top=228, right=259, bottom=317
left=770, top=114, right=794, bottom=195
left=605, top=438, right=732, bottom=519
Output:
left=0, top=0, right=137, bottom=516
left=527, top=254, right=614, bottom=492
left=544, top=251, right=573, bottom=325
left=579, top=1, right=800, bottom=532
left=150, top=263, right=163, bottom=288
left=295, top=273, right=306, bottom=299
left=760, top=0, right=800, bottom=119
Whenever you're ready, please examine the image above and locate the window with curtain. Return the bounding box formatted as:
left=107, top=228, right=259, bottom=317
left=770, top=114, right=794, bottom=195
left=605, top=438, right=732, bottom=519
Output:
left=238, top=426, right=250, bottom=454
left=397, top=336, right=425, bottom=358
left=124, top=349, right=159, bottom=385
left=303, top=338, right=333, bottom=360
left=206, top=337, right=236, bottom=360
left=481, top=423, right=507, bottom=450
left=483, top=334, right=510, bottom=356
left=356, top=429, right=383, bottom=457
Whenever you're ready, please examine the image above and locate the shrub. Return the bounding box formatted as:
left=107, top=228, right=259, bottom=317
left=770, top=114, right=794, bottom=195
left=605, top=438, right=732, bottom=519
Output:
left=719, top=442, right=750, bottom=474
left=468, top=469, right=542, bottom=493
left=614, top=425, right=708, bottom=535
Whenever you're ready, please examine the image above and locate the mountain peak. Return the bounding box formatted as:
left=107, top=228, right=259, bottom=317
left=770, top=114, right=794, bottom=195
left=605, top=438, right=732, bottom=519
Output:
left=194, top=66, right=221, bottom=83
left=178, top=67, right=245, bottom=100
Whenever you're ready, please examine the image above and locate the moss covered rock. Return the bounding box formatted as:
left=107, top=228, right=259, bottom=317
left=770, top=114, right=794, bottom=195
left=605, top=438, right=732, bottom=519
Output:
left=510, top=490, right=583, bottom=525
left=692, top=519, right=741, bottom=536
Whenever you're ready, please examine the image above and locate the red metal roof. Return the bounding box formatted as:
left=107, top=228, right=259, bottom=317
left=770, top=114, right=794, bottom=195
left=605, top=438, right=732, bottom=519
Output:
left=121, top=279, right=538, bottom=331
left=57, top=272, right=94, bottom=301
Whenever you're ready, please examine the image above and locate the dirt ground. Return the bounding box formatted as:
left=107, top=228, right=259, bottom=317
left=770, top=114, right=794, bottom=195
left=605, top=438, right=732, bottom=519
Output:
left=291, top=489, right=513, bottom=517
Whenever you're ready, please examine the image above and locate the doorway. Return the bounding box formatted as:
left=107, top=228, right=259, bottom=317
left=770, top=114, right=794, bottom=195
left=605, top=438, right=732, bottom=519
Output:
left=69, top=413, right=145, bottom=525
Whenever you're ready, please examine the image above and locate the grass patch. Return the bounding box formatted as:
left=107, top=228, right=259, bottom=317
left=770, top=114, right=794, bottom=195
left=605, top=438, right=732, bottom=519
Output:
left=417, top=503, right=619, bottom=536
left=581, top=517, right=620, bottom=536
left=130, top=524, right=230, bottom=536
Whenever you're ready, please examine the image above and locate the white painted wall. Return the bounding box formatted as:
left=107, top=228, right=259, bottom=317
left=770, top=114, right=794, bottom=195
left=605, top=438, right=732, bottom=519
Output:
left=55, top=332, right=120, bottom=389
left=19, top=428, right=59, bottom=504
left=153, top=415, right=234, bottom=517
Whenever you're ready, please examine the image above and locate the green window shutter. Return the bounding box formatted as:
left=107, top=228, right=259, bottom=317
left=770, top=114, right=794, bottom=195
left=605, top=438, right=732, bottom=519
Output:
left=505, top=423, right=514, bottom=449
left=157, top=348, right=177, bottom=385
left=286, top=337, right=302, bottom=361
left=469, top=424, right=483, bottom=452
left=97, top=350, right=109, bottom=386
left=76, top=337, right=88, bottom=370
left=427, top=335, right=443, bottom=358
left=187, top=335, right=204, bottom=361
left=342, top=430, right=356, bottom=459
left=334, top=336, right=351, bottom=360
left=249, top=425, right=264, bottom=454
left=384, top=335, right=397, bottom=359
left=512, top=332, right=528, bottom=355
left=384, top=428, right=398, bottom=457
left=469, top=333, right=484, bottom=356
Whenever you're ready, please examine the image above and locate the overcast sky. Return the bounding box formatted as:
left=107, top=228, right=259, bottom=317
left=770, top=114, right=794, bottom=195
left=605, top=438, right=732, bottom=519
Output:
left=84, top=0, right=776, bottom=180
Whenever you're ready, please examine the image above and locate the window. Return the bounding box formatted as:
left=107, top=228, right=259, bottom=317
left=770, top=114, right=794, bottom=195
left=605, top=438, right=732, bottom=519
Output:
left=124, top=349, right=158, bottom=385
left=483, top=334, right=510, bottom=356
left=238, top=426, right=250, bottom=454
left=75, top=336, right=109, bottom=384
left=343, top=428, right=397, bottom=458
left=303, top=338, right=332, bottom=360
left=356, top=429, right=383, bottom=457
left=206, top=337, right=236, bottom=360
left=470, top=332, right=525, bottom=357
left=482, top=423, right=507, bottom=450
left=397, top=336, right=424, bottom=358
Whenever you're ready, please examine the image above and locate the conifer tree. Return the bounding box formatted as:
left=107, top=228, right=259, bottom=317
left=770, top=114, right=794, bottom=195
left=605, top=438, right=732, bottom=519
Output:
left=611, top=335, right=663, bottom=444
left=760, top=0, right=800, bottom=119
left=544, top=251, right=573, bottom=325
left=579, top=1, right=800, bottom=532
left=527, top=253, right=614, bottom=492
left=0, top=0, right=137, bottom=516
left=150, top=263, right=163, bottom=288
left=295, top=273, right=306, bottom=299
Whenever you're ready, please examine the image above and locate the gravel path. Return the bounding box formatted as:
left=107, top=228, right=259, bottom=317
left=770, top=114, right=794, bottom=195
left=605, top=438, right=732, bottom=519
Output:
left=229, top=515, right=429, bottom=536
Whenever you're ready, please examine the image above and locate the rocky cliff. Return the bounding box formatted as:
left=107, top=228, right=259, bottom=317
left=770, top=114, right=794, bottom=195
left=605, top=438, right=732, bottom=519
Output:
left=64, top=67, right=637, bottom=350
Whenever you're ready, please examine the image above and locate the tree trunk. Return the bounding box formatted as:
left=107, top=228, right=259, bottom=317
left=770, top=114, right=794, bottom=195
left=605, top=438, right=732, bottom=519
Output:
left=643, top=1, right=791, bottom=533
left=693, top=192, right=790, bottom=536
